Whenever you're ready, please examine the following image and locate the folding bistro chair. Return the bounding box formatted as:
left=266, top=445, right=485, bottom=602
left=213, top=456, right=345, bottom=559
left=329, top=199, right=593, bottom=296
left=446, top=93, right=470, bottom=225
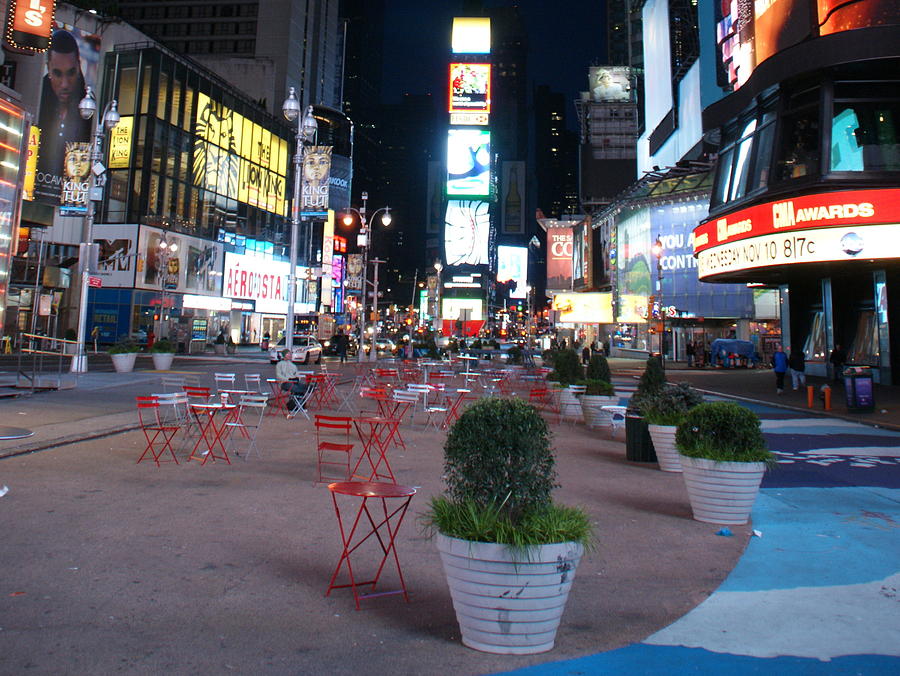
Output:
left=266, top=378, right=290, bottom=417
left=135, top=396, right=180, bottom=466
left=528, top=387, right=561, bottom=424
left=286, top=380, right=317, bottom=420
left=214, top=372, right=237, bottom=394
left=314, top=414, right=355, bottom=483
left=160, top=376, right=185, bottom=393
left=224, top=394, right=268, bottom=459
left=244, top=373, right=264, bottom=394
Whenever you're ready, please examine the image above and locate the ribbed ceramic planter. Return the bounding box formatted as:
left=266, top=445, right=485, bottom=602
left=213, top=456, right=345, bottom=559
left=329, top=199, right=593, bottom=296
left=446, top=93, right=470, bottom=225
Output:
left=151, top=352, right=175, bottom=370
left=648, top=424, right=681, bottom=472
left=435, top=533, right=583, bottom=655
left=110, top=352, right=137, bottom=373
left=580, top=395, right=618, bottom=429
left=679, top=455, right=765, bottom=524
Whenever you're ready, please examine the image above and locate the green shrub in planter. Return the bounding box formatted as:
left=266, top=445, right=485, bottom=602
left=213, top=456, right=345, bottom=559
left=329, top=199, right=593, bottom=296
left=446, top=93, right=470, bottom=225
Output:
left=643, top=382, right=703, bottom=426
left=150, top=338, right=174, bottom=353
left=425, top=398, right=592, bottom=547
left=541, top=348, right=559, bottom=366
left=576, top=379, right=614, bottom=396
left=551, top=348, right=583, bottom=386
left=586, top=354, right=611, bottom=383
left=629, top=355, right=666, bottom=414
left=506, top=346, right=523, bottom=365
left=108, top=339, right=141, bottom=355
left=676, top=401, right=772, bottom=463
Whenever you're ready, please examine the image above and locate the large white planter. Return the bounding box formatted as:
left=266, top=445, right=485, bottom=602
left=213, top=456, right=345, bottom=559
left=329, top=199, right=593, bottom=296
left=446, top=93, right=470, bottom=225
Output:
left=436, top=532, right=583, bottom=655
left=679, top=455, right=766, bottom=525
left=151, top=352, right=175, bottom=370
left=648, top=424, right=681, bottom=472
left=580, top=395, right=618, bottom=429
left=110, top=352, right=137, bottom=373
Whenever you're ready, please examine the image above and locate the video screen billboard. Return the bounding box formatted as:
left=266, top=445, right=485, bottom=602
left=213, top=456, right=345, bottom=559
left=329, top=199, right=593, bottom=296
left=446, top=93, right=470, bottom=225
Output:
left=451, top=17, right=490, bottom=54
left=497, top=246, right=527, bottom=299
left=449, top=63, right=491, bottom=113
left=546, top=227, right=574, bottom=291
left=447, top=129, right=491, bottom=197
left=444, top=199, right=490, bottom=267
left=588, top=67, right=632, bottom=103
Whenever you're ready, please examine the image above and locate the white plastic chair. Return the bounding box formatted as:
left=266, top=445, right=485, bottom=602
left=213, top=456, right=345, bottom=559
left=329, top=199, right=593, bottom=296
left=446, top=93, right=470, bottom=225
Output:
left=244, top=373, right=263, bottom=394
left=225, top=394, right=268, bottom=459
left=214, top=372, right=236, bottom=393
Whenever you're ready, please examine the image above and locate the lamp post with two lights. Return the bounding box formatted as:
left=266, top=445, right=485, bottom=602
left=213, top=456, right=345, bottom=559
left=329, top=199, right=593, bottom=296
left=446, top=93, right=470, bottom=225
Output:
left=281, top=87, right=318, bottom=353
left=341, top=192, right=391, bottom=362
left=71, top=86, right=119, bottom=373
left=433, top=260, right=443, bottom=334
left=155, top=233, right=178, bottom=340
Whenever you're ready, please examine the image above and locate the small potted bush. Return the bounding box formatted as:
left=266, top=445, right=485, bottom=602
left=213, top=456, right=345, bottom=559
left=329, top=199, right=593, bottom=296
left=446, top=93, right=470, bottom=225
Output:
left=108, top=339, right=140, bottom=373
left=642, top=383, right=704, bottom=472
left=150, top=337, right=176, bottom=370
left=676, top=401, right=773, bottom=524
left=550, top=349, right=584, bottom=418
left=625, top=356, right=666, bottom=462
left=425, top=398, right=593, bottom=654
left=578, top=378, right=618, bottom=429
left=585, top=354, right=611, bottom=384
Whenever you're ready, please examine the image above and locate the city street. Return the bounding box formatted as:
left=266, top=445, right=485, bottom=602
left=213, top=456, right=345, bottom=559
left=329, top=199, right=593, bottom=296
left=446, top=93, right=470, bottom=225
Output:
left=0, top=356, right=898, bottom=674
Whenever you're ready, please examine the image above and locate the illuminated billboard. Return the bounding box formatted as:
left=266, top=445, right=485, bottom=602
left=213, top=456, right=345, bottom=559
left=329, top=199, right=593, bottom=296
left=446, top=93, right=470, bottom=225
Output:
left=451, top=17, right=490, bottom=54
left=497, top=246, right=528, bottom=299
left=819, top=0, right=897, bottom=35
left=5, top=0, right=57, bottom=52
left=449, top=63, right=491, bottom=113
left=444, top=200, right=490, bottom=267
left=546, top=227, right=574, bottom=291
left=447, top=129, right=490, bottom=197
left=193, top=93, right=288, bottom=216
left=552, top=293, right=613, bottom=324
left=588, top=67, right=632, bottom=103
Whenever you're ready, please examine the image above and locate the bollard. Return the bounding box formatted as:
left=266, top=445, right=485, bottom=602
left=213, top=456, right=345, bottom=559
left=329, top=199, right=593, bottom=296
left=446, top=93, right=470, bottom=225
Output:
left=823, top=384, right=832, bottom=411
left=807, top=385, right=814, bottom=408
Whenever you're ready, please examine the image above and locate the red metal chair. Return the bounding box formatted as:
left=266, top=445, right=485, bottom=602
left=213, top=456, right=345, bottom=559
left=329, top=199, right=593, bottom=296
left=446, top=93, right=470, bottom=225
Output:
left=315, top=415, right=355, bottom=484
left=136, top=396, right=180, bottom=466
left=266, top=378, right=290, bottom=417
left=528, top=387, right=561, bottom=424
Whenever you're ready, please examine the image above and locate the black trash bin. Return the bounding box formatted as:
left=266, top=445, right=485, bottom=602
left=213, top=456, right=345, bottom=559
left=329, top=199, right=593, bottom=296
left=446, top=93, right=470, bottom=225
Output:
left=844, top=366, right=875, bottom=413
left=625, top=411, right=657, bottom=462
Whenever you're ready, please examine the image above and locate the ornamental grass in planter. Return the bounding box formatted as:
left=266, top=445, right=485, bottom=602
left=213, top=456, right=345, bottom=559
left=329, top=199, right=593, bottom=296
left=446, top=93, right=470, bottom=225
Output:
left=424, top=397, right=593, bottom=655
left=150, top=338, right=176, bottom=370
left=676, top=401, right=773, bottom=524
left=643, top=383, right=704, bottom=472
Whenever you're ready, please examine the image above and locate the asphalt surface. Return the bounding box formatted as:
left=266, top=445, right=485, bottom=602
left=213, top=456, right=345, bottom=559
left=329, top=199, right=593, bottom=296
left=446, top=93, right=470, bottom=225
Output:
left=0, top=353, right=897, bottom=674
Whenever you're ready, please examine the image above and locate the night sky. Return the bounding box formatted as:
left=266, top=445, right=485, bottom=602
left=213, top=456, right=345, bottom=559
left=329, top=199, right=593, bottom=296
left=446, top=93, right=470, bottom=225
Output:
left=382, top=0, right=607, bottom=115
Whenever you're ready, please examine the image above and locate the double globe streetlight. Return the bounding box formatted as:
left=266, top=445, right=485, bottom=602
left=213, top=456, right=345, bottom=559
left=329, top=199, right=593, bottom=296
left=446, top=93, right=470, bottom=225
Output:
left=282, top=87, right=318, bottom=352
left=72, top=86, right=119, bottom=373
left=341, top=192, right=390, bottom=362
left=651, top=234, right=665, bottom=370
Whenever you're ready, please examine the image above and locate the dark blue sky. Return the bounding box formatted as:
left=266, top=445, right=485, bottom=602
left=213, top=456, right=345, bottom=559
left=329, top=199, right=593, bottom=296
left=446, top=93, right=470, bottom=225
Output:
left=382, top=0, right=606, bottom=114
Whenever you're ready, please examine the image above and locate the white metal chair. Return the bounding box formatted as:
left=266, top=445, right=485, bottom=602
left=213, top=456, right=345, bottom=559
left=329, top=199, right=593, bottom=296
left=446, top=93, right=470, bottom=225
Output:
left=286, top=381, right=317, bottom=420
left=160, top=376, right=185, bottom=393
left=224, top=394, right=268, bottom=459
left=244, top=373, right=263, bottom=394
left=214, top=372, right=237, bottom=393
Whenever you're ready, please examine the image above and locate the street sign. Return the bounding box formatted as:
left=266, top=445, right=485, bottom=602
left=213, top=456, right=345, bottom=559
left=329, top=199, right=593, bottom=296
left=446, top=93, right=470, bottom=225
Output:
left=88, top=276, right=103, bottom=288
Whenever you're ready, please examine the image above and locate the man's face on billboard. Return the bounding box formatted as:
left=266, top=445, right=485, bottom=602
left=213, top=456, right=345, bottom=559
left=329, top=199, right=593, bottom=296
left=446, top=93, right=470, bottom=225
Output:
left=48, top=50, right=80, bottom=104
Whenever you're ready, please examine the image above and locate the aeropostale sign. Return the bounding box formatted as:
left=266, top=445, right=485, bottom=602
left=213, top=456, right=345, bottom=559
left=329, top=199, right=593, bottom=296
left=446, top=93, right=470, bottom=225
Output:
left=693, top=188, right=900, bottom=254
left=223, top=252, right=288, bottom=303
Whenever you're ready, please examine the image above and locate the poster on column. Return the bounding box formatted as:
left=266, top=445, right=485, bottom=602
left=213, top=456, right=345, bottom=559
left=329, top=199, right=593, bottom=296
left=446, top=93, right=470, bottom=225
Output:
left=33, top=21, right=101, bottom=206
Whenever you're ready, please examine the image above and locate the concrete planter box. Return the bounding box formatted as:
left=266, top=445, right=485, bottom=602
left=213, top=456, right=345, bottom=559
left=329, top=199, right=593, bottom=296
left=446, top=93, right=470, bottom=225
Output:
left=436, top=532, right=583, bottom=655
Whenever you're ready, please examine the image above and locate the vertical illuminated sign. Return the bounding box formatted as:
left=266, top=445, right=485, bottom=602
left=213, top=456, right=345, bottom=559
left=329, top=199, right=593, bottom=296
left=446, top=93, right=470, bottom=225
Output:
left=5, top=0, right=56, bottom=52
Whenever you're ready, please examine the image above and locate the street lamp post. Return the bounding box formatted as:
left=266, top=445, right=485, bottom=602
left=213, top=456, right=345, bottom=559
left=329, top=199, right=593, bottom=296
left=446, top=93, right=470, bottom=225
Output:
left=282, top=87, right=318, bottom=353
left=156, top=233, right=178, bottom=340
left=433, top=260, right=443, bottom=334
left=72, top=86, right=119, bottom=373
left=652, top=234, right=665, bottom=370
left=341, top=193, right=391, bottom=362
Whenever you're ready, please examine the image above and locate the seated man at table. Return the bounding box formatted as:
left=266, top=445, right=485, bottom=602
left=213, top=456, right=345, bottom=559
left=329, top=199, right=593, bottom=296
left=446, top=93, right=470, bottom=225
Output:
left=275, top=350, right=310, bottom=412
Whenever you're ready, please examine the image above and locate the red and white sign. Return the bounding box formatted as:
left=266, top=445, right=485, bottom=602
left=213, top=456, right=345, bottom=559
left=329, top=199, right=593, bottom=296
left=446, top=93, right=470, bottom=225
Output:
left=693, top=188, right=900, bottom=255
left=5, top=0, right=56, bottom=52
left=87, top=276, right=102, bottom=288
left=224, top=252, right=288, bottom=304
left=697, top=223, right=900, bottom=279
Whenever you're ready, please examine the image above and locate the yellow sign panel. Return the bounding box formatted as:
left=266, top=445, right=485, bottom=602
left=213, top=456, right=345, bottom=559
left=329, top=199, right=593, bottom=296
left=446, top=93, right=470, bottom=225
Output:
left=23, top=125, right=39, bottom=201
left=452, top=17, right=491, bottom=54
left=108, top=115, right=133, bottom=169
left=551, top=292, right=613, bottom=324
left=193, top=93, right=287, bottom=215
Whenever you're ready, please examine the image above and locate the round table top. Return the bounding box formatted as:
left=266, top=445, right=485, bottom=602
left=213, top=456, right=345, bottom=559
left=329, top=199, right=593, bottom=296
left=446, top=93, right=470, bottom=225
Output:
left=0, top=426, right=35, bottom=440
left=328, top=481, right=417, bottom=498
left=355, top=416, right=400, bottom=425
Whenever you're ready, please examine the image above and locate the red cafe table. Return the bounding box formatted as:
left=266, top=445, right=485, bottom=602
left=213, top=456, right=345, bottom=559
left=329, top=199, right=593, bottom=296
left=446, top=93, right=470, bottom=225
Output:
left=187, top=402, right=235, bottom=464
left=325, top=481, right=416, bottom=610
left=351, top=417, right=401, bottom=482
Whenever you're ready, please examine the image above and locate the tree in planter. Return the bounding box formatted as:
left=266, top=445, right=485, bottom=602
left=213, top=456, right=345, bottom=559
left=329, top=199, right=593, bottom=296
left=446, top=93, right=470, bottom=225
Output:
left=576, top=379, right=615, bottom=396
left=642, top=383, right=704, bottom=472
left=425, top=398, right=593, bottom=654
left=629, top=355, right=666, bottom=414
left=625, top=355, right=666, bottom=462
left=551, top=348, right=583, bottom=386
left=676, top=401, right=773, bottom=524
left=586, top=354, right=611, bottom=383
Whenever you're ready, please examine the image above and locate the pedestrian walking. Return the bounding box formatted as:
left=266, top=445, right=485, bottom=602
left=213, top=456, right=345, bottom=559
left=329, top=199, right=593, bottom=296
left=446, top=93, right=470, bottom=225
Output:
left=830, top=343, right=846, bottom=382
left=582, top=345, right=590, bottom=365
left=686, top=341, right=694, bottom=367
left=788, top=347, right=806, bottom=391
left=335, top=329, right=348, bottom=363
left=772, top=343, right=789, bottom=394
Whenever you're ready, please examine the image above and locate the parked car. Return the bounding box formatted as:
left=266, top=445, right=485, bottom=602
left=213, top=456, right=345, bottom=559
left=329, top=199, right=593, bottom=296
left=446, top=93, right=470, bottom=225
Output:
left=268, top=335, right=323, bottom=364
left=363, top=337, right=398, bottom=355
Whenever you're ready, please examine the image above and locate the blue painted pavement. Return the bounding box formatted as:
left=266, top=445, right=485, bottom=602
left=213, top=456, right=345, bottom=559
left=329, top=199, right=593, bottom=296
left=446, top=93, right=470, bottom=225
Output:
left=496, top=391, right=900, bottom=676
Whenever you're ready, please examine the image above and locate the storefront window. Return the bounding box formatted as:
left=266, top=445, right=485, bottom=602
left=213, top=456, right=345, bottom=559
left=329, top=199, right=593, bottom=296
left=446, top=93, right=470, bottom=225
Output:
left=847, top=311, right=879, bottom=366
left=774, top=109, right=820, bottom=182
left=803, top=311, right=827, bottom=361
left=117, top=66, right=138, bottom=116
left=830, top=102, right=900, bottom=172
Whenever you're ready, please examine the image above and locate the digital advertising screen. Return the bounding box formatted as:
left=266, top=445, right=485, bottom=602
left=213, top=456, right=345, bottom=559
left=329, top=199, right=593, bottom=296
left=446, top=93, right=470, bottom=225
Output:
left=497, top=246, right=528, bottom=299
left=444, top=199, right=490, bottom=267
left=451, top=17, right=491, bottom=54
left=588, top=66, right=632, bottom=103
left=447, top=129, right=491, bottom=197
left=546, top=227, right=574, bottom=291
left=449, top=63, right=491, bottom=113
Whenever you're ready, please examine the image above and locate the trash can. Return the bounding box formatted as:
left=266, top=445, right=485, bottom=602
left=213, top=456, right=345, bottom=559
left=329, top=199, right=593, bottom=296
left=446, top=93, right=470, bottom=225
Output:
left=625, top=411, right=657, bottom=463
left=843, top=366, right=875, bottom=413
